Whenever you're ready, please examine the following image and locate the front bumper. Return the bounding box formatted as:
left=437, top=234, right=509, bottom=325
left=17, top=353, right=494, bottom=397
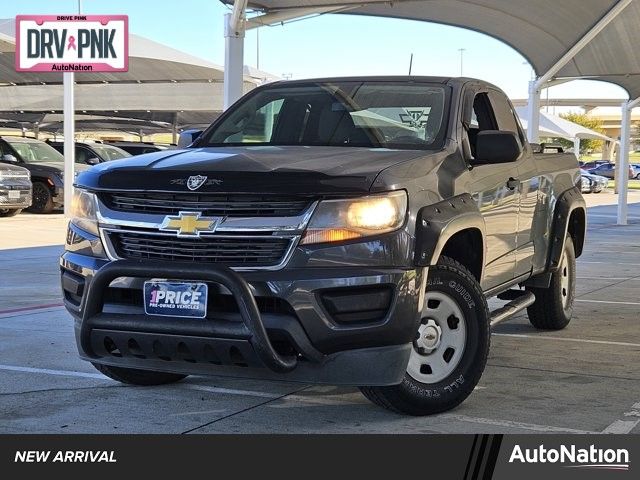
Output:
left=0, top=184, right=32, bottom=209
left=61, top=245, right=424, bottom=386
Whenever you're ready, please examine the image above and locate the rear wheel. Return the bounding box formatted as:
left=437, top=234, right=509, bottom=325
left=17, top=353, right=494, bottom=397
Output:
left=526, top=236, right=576, bottom=330
left=92, top=363, right=187, bottom=386
left=0, top=208, right=21, bottom=217
left=360, top=257, right=490, bottom=415
left=28, top=182, right=54, bottom=214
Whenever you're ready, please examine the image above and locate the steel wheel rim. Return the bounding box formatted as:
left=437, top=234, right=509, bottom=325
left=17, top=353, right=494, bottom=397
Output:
left=559, top=250, right=572, bottom=310
left=407, top=291, right=467, bottom=384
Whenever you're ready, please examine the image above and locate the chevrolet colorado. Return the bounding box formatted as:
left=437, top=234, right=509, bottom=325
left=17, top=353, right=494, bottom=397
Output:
left=61, top=77, right=586, bottom=415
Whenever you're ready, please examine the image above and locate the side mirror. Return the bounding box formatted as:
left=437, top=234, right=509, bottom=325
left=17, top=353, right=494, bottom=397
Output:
left=177, top=130, right=203, bottom=148
left=1, top=154, right=18, bottom=163
left=86, top=157, right=100, bottom=165
left=474, top=130, right=522, bottom=164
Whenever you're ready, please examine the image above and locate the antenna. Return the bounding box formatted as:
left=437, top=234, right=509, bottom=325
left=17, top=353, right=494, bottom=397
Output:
left=408, top=53, right=414, bottom=76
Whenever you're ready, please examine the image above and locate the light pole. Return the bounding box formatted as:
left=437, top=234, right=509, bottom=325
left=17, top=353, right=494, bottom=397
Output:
left=458, top=48, right=466, bottom=76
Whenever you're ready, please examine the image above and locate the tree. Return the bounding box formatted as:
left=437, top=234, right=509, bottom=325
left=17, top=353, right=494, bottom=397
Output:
left=551, top=112, right=605, bottom=154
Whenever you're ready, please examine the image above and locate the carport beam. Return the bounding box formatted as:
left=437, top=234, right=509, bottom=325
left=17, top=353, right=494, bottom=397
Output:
left=63, top=72, right=75, bottom=217
left=526, top=80, right=541, bottom=143
left=223, top=1, right=248, bottom=110
left=573, top=137, right=580, bottom=160
left=617, top=97, right=640, bottom=225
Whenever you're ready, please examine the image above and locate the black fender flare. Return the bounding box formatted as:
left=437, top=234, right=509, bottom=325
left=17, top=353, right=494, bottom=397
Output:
left=414, top=193, right=487, bottom=279
left=546, top=186, right=586, bottom=271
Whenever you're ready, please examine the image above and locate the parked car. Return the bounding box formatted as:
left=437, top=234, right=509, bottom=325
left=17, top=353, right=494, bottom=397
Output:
left=103, top=141, right=169, bottom=156
left=63, top=76, right=586, bottom=415
left=48, top=141, right=131, bottom=164
left=588, top=162, right=635, bottom=180
left=580, top=160, right=610, bottom=170
left=0, top=163, right=31, bottom=216
left=632, top=163, right=640, bottom=179
left=580, top=169, right=608, bottom=193
left=0, top=136, right=87, bottom=213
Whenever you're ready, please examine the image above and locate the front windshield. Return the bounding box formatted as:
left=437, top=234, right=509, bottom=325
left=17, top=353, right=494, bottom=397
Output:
left=91, top=145, right=131, bottom=161
left=199, top=81, right=448, bottom=150
left=6, top=139, right=64, bottom=164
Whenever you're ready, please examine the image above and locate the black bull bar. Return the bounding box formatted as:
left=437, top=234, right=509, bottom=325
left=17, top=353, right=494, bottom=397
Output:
left=80, top=260, right=298, bottom=373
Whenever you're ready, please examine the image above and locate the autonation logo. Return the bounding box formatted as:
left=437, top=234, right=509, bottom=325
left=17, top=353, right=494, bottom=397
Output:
left=509, top=444, right=630, bottom=471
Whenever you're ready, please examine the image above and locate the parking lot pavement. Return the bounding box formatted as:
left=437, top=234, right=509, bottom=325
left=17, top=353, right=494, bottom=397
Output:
left=1, top=195, right=639, bottom=433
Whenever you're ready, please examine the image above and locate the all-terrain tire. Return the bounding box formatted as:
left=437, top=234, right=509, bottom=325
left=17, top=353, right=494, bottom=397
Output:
left=526, top=236, right=576, bottom=330
left=92, top=363, right=187, bottom=386
left=360, top=256, right=490, bottom=415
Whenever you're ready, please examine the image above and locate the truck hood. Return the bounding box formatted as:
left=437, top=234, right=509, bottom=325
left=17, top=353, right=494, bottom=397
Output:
left=76, top=146, right=429, bottom=194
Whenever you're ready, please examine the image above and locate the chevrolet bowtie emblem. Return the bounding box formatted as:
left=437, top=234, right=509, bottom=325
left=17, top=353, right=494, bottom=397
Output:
left=160, top=211, right=220, bottom=237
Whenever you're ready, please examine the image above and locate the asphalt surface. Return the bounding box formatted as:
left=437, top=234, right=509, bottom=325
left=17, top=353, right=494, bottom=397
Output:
left=0, top=193, right=639, bottom=433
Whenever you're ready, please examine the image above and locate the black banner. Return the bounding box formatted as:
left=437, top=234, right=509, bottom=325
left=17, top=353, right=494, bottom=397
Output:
left=0, top=434, right=636, bottom=478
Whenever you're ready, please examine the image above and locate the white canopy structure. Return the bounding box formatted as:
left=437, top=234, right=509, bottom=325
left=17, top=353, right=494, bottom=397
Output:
left=515, top=107, right=617, bottom=159
left=220, top=0, right=640, bottom=224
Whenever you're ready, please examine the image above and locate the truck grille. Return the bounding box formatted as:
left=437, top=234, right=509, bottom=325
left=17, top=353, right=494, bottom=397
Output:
left=0, top=190, right=31, bottom=206
left=108, top=231, right=292, bottom=267
left=100, top=192, right=312, bottom=217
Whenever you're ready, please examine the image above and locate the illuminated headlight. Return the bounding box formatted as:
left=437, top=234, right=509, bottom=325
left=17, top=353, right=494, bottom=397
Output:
left=70, top=189, right=99, bottom=236
left=301, top=191, right=407, bottom=245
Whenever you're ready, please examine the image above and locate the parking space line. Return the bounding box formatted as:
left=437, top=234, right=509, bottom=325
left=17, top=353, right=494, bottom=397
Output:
left=0, top=364, right=107, bottom=380
left=441, top=414, right=596, bottom=434
left=579, top=261, right=640, bottom=266
left=602, top=420, right=640, bottom=434
left=577, top=277, right=632, bottom=280
left=576, top=299, right=640, bottom=306
left=183, top=384, right=281, bottom=399
left=492, top=333, right=640, bottom=348
left=0, top=303, right=64, bottom=315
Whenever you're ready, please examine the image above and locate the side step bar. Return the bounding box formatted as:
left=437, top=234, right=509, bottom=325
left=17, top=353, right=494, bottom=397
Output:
left=490, top=290, right=536, bottom=328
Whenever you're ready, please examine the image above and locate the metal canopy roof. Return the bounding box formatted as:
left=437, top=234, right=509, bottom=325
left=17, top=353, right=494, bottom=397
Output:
left=234, top=0, right=640, bottom=98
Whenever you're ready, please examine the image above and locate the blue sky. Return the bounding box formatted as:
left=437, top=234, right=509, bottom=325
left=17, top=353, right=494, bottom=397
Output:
left=6, top=0, right=628, bottom=100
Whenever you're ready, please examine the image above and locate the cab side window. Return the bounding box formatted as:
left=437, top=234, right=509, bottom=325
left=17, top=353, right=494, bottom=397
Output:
left=467, top=92, right=497, bottom=158
left=488, top=90, right=526, bottom=147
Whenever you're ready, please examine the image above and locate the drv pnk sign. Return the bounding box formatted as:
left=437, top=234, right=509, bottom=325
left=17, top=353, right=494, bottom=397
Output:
left=15, top=15, right=128, bottom=72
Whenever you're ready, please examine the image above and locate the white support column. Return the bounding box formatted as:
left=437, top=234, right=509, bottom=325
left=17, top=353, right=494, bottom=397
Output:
left=617, top=99, right=640, bottom=225
left=573, top=137, right=581, bottom=160
left=223, top=3, right=247, bottom=110
left=526, top=80, right=541, bottom=144
left=63, top=72, right=75, bottom=217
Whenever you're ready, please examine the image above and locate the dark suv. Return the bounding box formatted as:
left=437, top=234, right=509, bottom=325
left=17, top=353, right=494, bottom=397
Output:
left=48, top=141, right=131, bottom=164
left=104, top=141, right=169, bottom=156
left=0, top=136, right=87, bottom=213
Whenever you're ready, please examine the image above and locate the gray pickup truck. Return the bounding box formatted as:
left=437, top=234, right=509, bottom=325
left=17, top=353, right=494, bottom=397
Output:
left=61, top=77, right=586, bottom=415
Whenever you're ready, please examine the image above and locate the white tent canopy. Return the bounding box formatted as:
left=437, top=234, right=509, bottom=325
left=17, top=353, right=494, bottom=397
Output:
left=515, top=106, right=614, bottom=142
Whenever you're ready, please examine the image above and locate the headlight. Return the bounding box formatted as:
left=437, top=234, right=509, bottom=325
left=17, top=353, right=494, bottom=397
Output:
left=70, top=189, right=99, bottom=236
left=301, top=191, right=407, bottom=245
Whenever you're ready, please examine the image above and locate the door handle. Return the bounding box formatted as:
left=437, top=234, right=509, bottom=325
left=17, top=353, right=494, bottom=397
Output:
left=506, top=177, right=520, bottom=190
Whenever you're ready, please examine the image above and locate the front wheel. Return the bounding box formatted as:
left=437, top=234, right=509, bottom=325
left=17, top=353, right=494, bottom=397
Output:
left=526, top=236, right=576, bottom=330
left=360, top=257, right=490, bottom=415
left=92, top=363, right=187, bottom=386
left=28, top=182, right=54, bottom=214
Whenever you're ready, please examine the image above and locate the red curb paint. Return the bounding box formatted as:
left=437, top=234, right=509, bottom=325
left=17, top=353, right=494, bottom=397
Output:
left=0, top=303, right=64, bottom=315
